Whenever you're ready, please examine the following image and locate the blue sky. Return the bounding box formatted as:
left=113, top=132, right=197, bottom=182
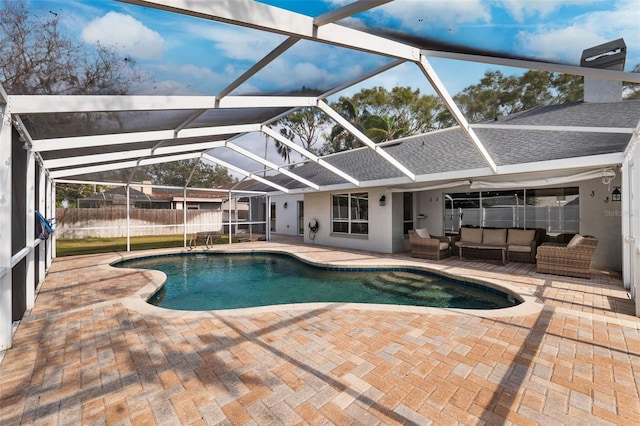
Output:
left=27, top=0, right=640, bottom=99
left=19, top=0, right=640, bottom=175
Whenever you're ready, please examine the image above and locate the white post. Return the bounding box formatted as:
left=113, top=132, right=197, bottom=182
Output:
left=126, top=184, right=131, bottom=252
left=46, top=179, right=54, bottom=265
left=0, top=104, right=13, bottom=350
left=50, top=182, right=57, bottom=259
left=266, top=195, right=271, bottom=241
left=227, top=190, right=232, bottom=244
left=183, top=188, right=187, bottom=247
left=622, top=163, right=631, bottom=291
left=38, top=167, right=46, bottom=286
left=25, top=149, right=35, bottom=310
left=248, top=196, right=253, bottom=239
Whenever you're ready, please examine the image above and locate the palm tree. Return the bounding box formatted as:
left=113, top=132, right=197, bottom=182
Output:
left=276, top=128, right=293, bottom=166
left=362, top=114, right=408, bottom=143
left=324, top=98, right=367, bottom=153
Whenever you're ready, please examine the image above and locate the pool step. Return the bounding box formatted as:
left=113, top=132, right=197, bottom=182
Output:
left=375, top=272, right=434, bottom=290
left=363, top=273, right=456, bottom=305
left=363, top=278, right=421, bottom=300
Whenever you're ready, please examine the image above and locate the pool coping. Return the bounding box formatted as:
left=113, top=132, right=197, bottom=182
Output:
left=103, top=246, right=544, bottom=320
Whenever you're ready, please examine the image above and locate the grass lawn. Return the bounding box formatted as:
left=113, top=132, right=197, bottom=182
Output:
left=56, top=234, right=235, bottom=257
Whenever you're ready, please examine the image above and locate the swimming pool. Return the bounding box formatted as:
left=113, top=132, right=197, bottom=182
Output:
left=115, top=252, right=520, bottom=311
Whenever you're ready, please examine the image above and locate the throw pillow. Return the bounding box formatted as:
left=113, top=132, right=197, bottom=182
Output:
left=567, top=234, right=584, bottom=247
left=414, top=228, right=430, bottom=238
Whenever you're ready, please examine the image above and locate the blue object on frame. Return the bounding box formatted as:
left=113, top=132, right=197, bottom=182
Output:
left=35, top=210, right=54, bottom=239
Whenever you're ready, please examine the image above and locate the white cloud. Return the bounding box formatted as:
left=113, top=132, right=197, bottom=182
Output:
left=253, top=58, right=362, bottom=93
left=500, top=0, right=583, bottom=22
left=517, top=26, right=604, bottom=63
left=185, top=23, right=284, bottom=62
left=131, top=64, right=225, bottom=95
left=375, top=0, right=491, bottom=31
left=515, top=1, right=640, bottom=64
left=81, top=11, right=164, bottom=60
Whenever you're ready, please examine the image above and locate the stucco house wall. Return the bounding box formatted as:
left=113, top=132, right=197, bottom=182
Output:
left=303, top=189, right=394, bottom=253
left=271, top=194, right=304, bottom=236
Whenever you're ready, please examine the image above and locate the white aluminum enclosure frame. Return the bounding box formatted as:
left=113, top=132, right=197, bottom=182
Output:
left=2, top=0, right=640, bottom=353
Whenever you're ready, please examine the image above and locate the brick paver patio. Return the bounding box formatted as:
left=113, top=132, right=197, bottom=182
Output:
left=1, top=240, right=639, bottom=425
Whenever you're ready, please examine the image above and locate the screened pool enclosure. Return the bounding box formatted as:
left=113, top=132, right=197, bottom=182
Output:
left=2, top=0, right=640, bottom=350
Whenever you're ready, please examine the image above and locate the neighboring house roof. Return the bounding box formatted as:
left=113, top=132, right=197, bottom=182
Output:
left=247, top=99, right=640, bottom=192
left=151, top=187, right=228, bottom=200
left=78, top=186, right=166, bottom=202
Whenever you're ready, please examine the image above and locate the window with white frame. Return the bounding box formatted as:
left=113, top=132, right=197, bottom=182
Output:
left=332, top=192, right=368, bottom=235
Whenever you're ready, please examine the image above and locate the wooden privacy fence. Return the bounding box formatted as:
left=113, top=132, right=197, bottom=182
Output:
left=55, top=208, right=225, bottom=238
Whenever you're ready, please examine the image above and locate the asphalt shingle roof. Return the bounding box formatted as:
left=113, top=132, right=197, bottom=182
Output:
left=249, top=99, right=640, bottom=192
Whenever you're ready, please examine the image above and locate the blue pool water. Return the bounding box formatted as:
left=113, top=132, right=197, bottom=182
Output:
left=114, top=253, right=519, bottom=311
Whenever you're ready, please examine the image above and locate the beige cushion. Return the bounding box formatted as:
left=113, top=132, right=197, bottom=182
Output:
left=482, top=228, right=507, bottom=245
left=508, top=245, right=531, bottom=253
left=414, top=227, right=430, bottom=238
left=567, top=234, right=584, bottom=247
left=439, top=242, right=450, bottom=250
left=460, top=227, right=483, bottom=244
left=508, top=229, right=536, bottom=246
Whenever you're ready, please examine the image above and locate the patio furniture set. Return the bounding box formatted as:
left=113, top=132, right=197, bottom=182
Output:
left=409, top=226, right=598, bottom=279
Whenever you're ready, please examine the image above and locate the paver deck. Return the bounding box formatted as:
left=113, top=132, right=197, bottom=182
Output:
left=1, top=239, right=639, bottom=425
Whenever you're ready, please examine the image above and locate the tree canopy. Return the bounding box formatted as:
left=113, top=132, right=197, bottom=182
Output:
left=438, top=70, right=583, bottom=126
left=321, top=86, right=440, bottom=153
left=147, top=160, right=234, bottom=188
left=0, top=0, right=141, bottom=95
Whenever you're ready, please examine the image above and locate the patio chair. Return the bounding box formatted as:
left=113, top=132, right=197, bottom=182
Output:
left=408, top=229, right=450, bottom=261
left=536, top=235, right=598, bottom=279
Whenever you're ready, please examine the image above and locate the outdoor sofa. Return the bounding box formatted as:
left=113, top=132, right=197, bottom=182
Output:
left=536, top=234, right=598, bottom=279
left=453, top=227, right=546, bottom=264
left=408, top=228, right=450, bottom=261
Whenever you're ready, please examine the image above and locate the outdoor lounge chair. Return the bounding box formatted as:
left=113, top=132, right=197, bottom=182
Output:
left=408, top=229, right=450, bottom=261
left=536, top=235, right=598, bottom=279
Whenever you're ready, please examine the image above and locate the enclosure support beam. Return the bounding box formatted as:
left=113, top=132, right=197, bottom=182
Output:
left=0, top=102, right=12, bottom=350
left=261, top=126, right=360, bottom=186
left=227, top=190, right=232, bottom=244
left=126, top=185, right=131, bottom=252
left=183, top=163, right=198, bottom=248
left=38, top=167, right=46, bottom=286
left=417, top=54, right=498, bottom=174
left=317, top=100, right=416, bottom=181
left=25, top=149, right=36, bottom=310
left=266, top=196, right=271, bottom=242
left=46, top=179, right=54, bottom=265
left=183, top=188, right=188, bottom=248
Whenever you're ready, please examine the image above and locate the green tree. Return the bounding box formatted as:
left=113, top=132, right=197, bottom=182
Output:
left=269, top=86, right=328, bottom=163
left=352, top=86, right=440, bottom=135
left=321, top=98, right=367, bottom=154
left=0, top=1, right=150, bottom=206
left=276, top=128, right=293, bottom=165
left=362, top=114, right=407, bottom=143
left=322, top=86, right=440, bottom=153
left=56, top=183, right=110, bottom=207
left=439, top=70, right=583, bottom=126
left=277, top=107, right=328, bottom=154
left=147, top=159, right=234, bottom=188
